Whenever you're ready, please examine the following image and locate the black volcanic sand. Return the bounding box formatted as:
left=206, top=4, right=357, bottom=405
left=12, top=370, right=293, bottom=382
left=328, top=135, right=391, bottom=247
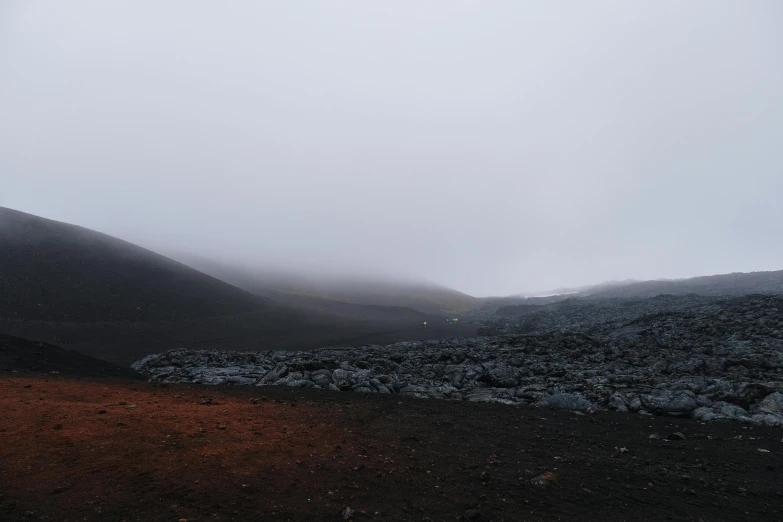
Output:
left=0, top=334, right=142, bottom=378
left=1, top=376, right=781, bottom=522
left=0, top=315, right=479, bottom=365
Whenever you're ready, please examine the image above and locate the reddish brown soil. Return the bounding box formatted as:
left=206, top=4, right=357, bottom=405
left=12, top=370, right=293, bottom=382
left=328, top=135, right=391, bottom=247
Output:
left=1, top=376, right=781, bottom=522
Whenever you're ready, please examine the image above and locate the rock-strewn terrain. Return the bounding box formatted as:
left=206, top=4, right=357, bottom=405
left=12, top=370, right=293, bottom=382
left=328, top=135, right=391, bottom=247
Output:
left=133, top=295, right=783, bottom=426
left=475, top=294, right=724, bottom=331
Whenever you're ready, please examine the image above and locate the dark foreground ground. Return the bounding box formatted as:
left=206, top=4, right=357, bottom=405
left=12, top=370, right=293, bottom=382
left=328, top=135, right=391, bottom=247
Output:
left=1, top=376, right=781, bottom=522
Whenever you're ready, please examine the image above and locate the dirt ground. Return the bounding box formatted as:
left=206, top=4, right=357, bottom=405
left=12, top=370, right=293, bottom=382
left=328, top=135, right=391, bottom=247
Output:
left=1, top=375, right=781, bottom=522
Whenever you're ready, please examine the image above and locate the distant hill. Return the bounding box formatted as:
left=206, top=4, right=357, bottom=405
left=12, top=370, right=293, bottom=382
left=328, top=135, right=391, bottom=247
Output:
left=513, top=271, right=783, bottom=303
left=0, top=206, right=272, bottom=322
left=468, top=270, right=783, bottom=321
left=580, top=271, right=783, bottom=299
left=527, top=280, right=642, bottom=297
left=169, top=253, right=478, bottom=317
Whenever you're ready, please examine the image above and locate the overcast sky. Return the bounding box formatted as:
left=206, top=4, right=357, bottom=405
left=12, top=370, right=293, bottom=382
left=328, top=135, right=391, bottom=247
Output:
left=1, top=1, right=781, bottom=296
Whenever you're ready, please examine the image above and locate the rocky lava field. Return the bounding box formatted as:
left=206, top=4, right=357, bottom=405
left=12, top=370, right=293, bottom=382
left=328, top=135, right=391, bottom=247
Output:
left=134, top=294, right=783, bottom=428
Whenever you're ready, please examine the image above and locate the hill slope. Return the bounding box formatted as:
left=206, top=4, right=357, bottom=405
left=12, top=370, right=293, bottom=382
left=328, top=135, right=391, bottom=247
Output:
left=168, top=253, right=478, bottom=317
left=0, top=208, right=478, bottom=365
left=0, top=207, right=270, bottom=322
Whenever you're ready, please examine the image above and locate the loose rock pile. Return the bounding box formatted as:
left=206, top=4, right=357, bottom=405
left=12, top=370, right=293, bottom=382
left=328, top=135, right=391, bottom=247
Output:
left=133, top=295, right=783, bottom=426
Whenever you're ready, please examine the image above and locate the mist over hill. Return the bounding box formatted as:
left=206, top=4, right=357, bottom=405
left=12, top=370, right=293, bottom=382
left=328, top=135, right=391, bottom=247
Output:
left=167, top=252, right=478, bottom=316
left=0, top=207, right=271, bottom=322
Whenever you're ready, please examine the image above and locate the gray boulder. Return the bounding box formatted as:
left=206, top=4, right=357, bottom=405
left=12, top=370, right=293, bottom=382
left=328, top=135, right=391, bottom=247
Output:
left=370, top=378, right=392, bottom=394
left=311, top=372, right=333, bottom=388
left=332, top=369, right=353, bottom=390
left=691, top=401, right=759, bottom=425
left=259, top=363, right=288, bottom=385
left=640, top=390, right=698, bottom=417
left=752, top=413, right=783, bottom=427
left=609, top=395, right=629, bottom=412
left=692, top=407, right=724, bottom=422
left=539, top=392, right=595, bottom=411
left=224, top=376, right=256, bottom=385
left=711, top=401, right=751, bottom=419
left=481, top=366, right=519, bottom=388
left=756, top=392, right=783, bottom=416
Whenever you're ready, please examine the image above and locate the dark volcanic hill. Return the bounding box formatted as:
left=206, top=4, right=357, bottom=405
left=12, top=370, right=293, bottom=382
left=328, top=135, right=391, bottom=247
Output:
left=0, top=207, right=478, bottom=365
left=0, top=206, right=270, bottom=322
